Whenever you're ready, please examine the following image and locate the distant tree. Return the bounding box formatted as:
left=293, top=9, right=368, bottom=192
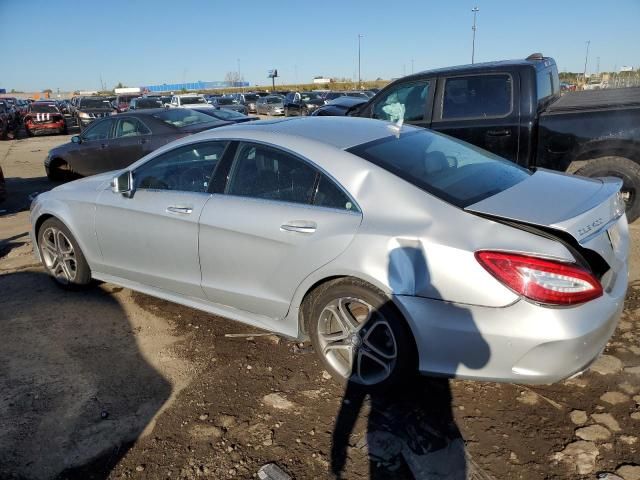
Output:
left=114, top=82, right=126, bottom=89
left=42, top=88, right=53, bottom=94
left=224, top=71, right=243, bottom=85
left=9, top=88, right=24, bottom=93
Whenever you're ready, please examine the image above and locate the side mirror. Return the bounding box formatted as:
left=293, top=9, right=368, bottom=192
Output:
left=111, top=170, right=134, bottom=197
left=71, top=135, right=81, bottom=144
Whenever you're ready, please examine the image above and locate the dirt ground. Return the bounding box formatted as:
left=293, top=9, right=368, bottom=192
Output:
left=1, top=130, right=640, bottom=480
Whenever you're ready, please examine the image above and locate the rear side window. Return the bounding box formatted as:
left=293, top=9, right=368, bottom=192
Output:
left=227, top=143, right=318, bottom=205
left=347, top=129, right=529, bottom=208
left=442, top=74, right=512, bottom=119
left=537, top=65, right=559, bottom=105
left=314, top=175, right=358, bottom=212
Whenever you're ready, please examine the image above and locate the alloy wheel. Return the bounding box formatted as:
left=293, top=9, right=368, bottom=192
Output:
left=316, top=297, right=398, bottom=385
left=40, top=227, right=77, bottom=284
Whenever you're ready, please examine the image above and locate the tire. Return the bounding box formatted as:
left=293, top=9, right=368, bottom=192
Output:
left=284, top=107, right=289, bottom=117
left=38, top=217, right=92, bottom=288
left=575, top=156, right=640, bottom=222
left=307, top=278, right=416, bottom=389
left=25, top=127, right=34, bottom=137
left=47, top=159, right=72, bottom=182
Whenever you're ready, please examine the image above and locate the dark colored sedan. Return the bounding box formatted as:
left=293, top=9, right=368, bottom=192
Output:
left=191, top=107, right=258, bottom=123
left=45, top=108, right=230, bottom=180
left=283, top=91, right=325, bottom=116
left=311, top=96, right=368, bottom=117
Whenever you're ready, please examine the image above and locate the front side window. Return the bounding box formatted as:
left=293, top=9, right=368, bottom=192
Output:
left=82, top=119, right=113, bottom=141
left=114, top=118, right=151, bottom=138
left=227, top=143, right=318, bottom=205
left=442, top=74, right=512, bottom=119
left=135, top=141, right=228, bottom=193
left=372, top=81, right=430, bottom=122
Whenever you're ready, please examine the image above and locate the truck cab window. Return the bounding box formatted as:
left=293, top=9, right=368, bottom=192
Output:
left=442, top=75, right=512, bottom=119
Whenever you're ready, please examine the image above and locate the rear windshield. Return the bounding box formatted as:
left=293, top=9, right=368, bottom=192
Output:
left=152, top=108, right=217, bottom=128
left=244, top=94, right=259, bottom=101
left=217, top=98, right=236, bottom=105
left=136, top=98, right=163, bottom=108
left=347, top=129, right=530, bottom=208
left=31, top=104, right=58, bottom=113
left=266, top=96, right=283, bottom=104
left=208, top=108, right=245, bottom=119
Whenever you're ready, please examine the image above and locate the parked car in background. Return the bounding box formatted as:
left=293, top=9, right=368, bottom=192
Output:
left=31, top=117, right=629, bottom=388
left=24, top=101, right=67, bottom=136
left=129, top=97, right=163, bottom=110
left=113, top=94, right=139, bottom=112
left=45, top=108, right=229, bottom=180
left=256, top=95, right=285, bottom=115
left=351, top=54, right=640, bottom=221
left=58, top=99, right=73, bottom=115
left=168, top=94, right=210, bottom=108
left=232, top=93, right=260, bottom=113
left=209, top=96, right=248, bottom=114
left=284, top=91, right=325, bottom=116
left=74, top=97, right=114, bottom=131
left=312, top=96, right=368, bottom=117
left=0, top=100, right=16, bottom=139
left=192, top=107, right=258, bottom=123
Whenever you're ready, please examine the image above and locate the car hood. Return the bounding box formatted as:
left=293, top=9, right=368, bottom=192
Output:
left=466, top=169, right=625, bottom=244
left=52, top=171, right=116, bottom=193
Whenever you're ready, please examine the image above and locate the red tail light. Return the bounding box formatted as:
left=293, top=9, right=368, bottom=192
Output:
left=475, top=251, right=603, bottom=306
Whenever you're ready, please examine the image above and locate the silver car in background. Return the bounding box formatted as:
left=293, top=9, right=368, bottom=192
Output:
left=256, top=95, right=285, bottom=116
left=30, top=117, right=629, bottom=387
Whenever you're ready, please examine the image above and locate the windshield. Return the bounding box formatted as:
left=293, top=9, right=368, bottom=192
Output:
left=347, top=129, right=530, bottom=208
left=31, top=104, right=59, bottom=113
left=80, top=98, right=112, bottom=109
left=153, top=108, right=217, bottom=128
left=136, top=99, right=163, bottom=108
left=244, top=94, right=259, bottom=101
left=181, top=96, right=207, bottom=105
left=217, top=98, right=236, bottom=105
left=208, top=109, right=245, bottom=120
left=300, top=92, right=322, bottom=102
left=266, top=97, right=283, bottom=104
left=118, top=96, right=137, bottom=104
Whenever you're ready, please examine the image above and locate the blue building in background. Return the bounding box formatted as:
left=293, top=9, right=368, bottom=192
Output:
left=143, top=81, right=249, bottom=92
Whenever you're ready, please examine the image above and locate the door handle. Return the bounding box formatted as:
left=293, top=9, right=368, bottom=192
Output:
left=280, top=221, right=317, bottom=234
left=100, top=143, right=109, bottom=148
left=486, top=129, right=511, bottom=137
left=166, top=206, right=193, bottom=215
left=139, top=138, right=148, bottom=144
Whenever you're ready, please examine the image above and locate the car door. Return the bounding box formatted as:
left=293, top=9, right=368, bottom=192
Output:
left=68, top=118, right=116, bottom=176
left=198, top=141, right=362, bottom=321
left=363, top=79, right=433, bottom=128
left=94, top=140, right=229, bottom=298
left=108, top=117, right=153, bottom=170
left=430, top=73, right=520, bottom=162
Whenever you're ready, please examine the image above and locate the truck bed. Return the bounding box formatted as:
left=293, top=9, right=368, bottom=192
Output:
left=545, top=87, right=640, bottom=114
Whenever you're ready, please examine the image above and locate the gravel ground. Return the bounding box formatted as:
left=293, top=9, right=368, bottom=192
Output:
left=1, top=130, right=639, bottom=480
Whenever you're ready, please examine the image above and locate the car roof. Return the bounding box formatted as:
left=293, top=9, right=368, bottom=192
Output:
left=195, top=116, right=414, bottom=150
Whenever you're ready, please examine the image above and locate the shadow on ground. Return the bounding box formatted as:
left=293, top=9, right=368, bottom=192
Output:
left=0, top=271, right=171, bottom=480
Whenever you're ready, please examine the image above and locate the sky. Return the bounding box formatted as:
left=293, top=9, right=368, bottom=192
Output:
left=1, top=0, right=639, bottom=92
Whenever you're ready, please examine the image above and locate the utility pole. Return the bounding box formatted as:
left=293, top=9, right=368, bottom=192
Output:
left=471, top=6, right=479, bottom=64
left=583, top=40, right=590, bottom=83
left=357, top=34, right=363, bottom=89
left=596, top=56, right=600, bottom=76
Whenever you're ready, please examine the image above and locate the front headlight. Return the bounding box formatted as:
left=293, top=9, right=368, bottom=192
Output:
left=78, top=112, right=90, bottom=118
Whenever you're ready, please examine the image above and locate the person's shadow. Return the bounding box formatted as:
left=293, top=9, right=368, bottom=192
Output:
left=331, top=246, right=491, bottom=479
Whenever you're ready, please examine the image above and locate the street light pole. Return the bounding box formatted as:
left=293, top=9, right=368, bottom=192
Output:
left=471, top=6, right=479, bottom=64
left=583, top=40, right=590, bottom=84
left=358, top=34, right=363, bottom=89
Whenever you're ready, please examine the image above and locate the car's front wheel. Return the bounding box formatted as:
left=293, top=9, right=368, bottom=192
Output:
left=307, top=278, right=415, bottom=388
left=38, top=217, right=92, bottom=288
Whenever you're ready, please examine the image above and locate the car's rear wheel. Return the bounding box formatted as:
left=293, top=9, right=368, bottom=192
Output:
left=307, top=278, right=416, bottom=388
left=284, top=107, right=289, bottom=117
left=38, top=218, right=91, bottom=288
left=575, top=156, right=640, bottom=222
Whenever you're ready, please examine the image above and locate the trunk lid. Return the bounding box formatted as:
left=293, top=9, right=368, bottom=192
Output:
left=466, top=169, right=628, bottom=279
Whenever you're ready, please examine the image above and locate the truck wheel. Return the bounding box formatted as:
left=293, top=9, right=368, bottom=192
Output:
left=575, top=156, right=640, bottom=222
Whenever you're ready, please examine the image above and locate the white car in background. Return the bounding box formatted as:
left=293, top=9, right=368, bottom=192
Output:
left=167, top=94, right=212, bottom=108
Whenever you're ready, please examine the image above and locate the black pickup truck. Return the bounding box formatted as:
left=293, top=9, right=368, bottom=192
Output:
left=348, top=54, right=640, bottom=220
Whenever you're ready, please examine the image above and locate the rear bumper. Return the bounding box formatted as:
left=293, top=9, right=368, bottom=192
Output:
left=26, top=121, right=65, bottom=134
left=394, top=261, right=627, bottom=384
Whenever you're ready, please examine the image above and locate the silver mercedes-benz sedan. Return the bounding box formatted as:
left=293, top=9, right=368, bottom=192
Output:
left=30, top=117, right=629, bottom=387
